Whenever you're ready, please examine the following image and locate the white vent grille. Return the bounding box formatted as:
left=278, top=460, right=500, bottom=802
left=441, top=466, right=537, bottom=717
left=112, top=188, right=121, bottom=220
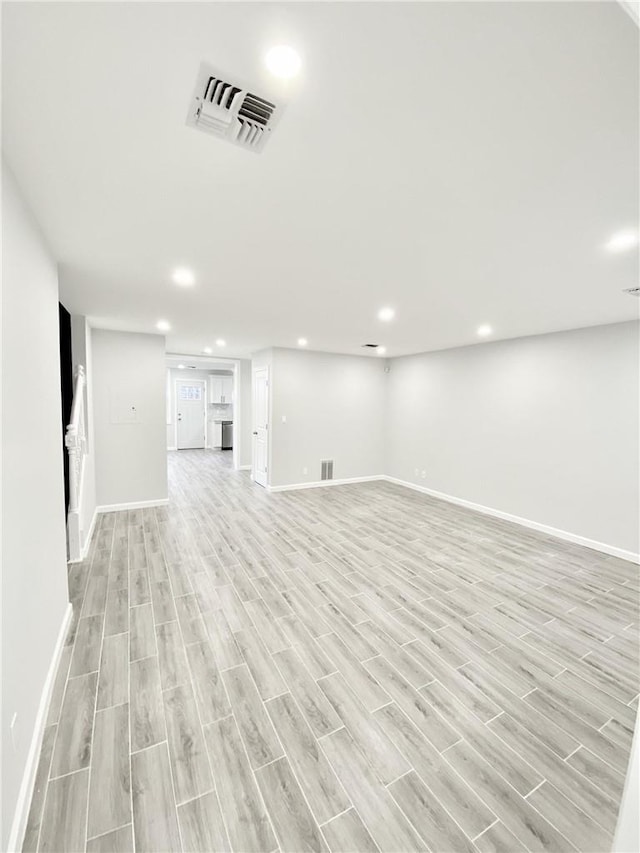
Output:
left=186, top=63, right=282, bottom=153
left=321, top=460, right=334, bottom=481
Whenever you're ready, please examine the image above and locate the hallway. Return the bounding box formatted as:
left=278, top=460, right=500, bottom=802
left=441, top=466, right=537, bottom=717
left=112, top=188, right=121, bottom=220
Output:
left=25, top=450, right=639, bottom=852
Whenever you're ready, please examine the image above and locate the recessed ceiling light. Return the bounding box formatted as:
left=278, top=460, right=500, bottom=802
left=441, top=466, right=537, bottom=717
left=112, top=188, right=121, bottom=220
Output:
left=178, top=364, right=186, bottom=369
left=172, top=267, right=195, bottom=286
left=203, top=347, right=213, bottom=354
left=297, top=338, right=308, bottom=346
left=265, top=45, right=302, bottom=79
left=477, top=324, right=493, bottom=337
left=156, top=319, right=171, bottom=332
left=605, top=230, right=639, bottom=253
left=377, top=307, right=395, bottom=322
left=377, top=346, right=387, bottom=355
left=216, top=339, right=226, bottom=347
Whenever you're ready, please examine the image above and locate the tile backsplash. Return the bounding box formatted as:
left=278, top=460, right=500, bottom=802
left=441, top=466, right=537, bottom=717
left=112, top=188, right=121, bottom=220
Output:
left=209, top=404, right=233, bottom=420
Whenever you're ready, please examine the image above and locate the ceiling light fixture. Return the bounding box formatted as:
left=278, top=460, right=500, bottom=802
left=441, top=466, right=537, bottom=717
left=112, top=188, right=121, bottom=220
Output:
left=265, top=45, right=302, bottom=79
left=172, top=267, right=195, bottom=286
left=297, top=338, right=308, bottom=346
left=605, top=230, right=639, bottom=253
left=156, top=320, right=171, bottom=332
left=477, top=324, right=493, bottom=337
left=216, top=339, right=226, bottom=347
left=203, top=347, right=213, bottom=354
left=377, top=307, right=395, bottom=322
left=178, top=364, right=186, bottom=369
left=377, top=346, right=387, bottom=355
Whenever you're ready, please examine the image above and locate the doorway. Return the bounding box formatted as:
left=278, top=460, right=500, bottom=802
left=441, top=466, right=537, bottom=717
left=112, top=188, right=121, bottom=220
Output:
left=252, top=366, right=269, bottom=487
left=176, top=378, right=206, bottom=449
left=166, top=355, right=243, bottom=470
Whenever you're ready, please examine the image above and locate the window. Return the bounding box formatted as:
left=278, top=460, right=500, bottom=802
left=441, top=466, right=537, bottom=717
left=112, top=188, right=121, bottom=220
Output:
left=178, top=384, right=203, bottom=401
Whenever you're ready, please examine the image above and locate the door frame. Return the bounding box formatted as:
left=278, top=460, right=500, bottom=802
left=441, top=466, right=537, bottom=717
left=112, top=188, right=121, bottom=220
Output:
left=167, top=355, right=243, bottom=470
left=174, top=378, right=207, bottom=450
left=252, top=365, right=270, bottom=487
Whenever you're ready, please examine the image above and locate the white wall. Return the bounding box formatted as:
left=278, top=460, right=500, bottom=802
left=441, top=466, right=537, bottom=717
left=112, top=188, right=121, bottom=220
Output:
left=238, top=358, right=252, bottom=468
left=92, top=329, right=167, bottom=508
left=70, top=315, right=97, bottom=555
left=1, top=163, right=70, bottom=849
left=267, top=347, right=387, bottom=488
left=387, top=321, right=640, bottom=556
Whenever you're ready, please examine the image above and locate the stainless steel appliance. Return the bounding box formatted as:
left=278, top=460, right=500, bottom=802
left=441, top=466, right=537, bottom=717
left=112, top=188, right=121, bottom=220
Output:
left=221, top=421, right=233, bottom=450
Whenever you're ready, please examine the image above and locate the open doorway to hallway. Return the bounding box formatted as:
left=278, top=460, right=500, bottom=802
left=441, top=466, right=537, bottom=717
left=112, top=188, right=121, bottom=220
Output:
left=166, top=354, right=242, bottom=469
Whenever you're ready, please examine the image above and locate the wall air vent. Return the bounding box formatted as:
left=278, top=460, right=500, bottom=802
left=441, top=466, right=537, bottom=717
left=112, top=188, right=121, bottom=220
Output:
left=623, top=287, right=640, bottom=297
left=186, top=63, right=282, bottom=153
left=321, top=460, right=334, bottom=481
left=361, top=344, right=379, bottom=349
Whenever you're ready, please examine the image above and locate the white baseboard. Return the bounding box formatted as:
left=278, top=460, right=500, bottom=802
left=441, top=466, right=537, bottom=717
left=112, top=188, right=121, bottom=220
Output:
left=7, top=602, right=73, bottom=853
left=96, top=498, right=169, bottom=513
left=383, top=476, right=640, bottom=564
left=81, top=508, right=97, bottom=561
left=238, top=464, right=251, bottom=471
left=166, top=446, right=178, bottom=452
left=267, top=475, right=384, bottom=493
left=68, top=507, right=98, bottom=564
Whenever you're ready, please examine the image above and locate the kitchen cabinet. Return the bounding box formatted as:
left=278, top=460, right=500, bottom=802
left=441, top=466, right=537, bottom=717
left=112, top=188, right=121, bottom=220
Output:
left=222, top=375, right=233, bottom=402
left=208, top=374, right=233, bottom=404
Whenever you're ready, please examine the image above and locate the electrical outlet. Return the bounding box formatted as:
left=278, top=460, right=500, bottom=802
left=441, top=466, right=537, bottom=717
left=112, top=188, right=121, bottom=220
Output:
left=421, top=470, right=426, bottom=479
left=281, top=414, right=287, bottom=423
left=302, top=467, right=308, bottom=475
left=414, top=468, right=419, bottom=477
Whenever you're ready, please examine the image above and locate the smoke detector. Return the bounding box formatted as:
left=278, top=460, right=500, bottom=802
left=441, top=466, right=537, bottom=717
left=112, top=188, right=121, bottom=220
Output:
left=186, top=63, right=283, bottom=153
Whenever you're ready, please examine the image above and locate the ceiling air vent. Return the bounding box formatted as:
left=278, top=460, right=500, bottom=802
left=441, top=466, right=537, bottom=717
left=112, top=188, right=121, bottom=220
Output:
left=186, top=63, right=282, bottom=153
left=623, top=287, right=640, bottom=297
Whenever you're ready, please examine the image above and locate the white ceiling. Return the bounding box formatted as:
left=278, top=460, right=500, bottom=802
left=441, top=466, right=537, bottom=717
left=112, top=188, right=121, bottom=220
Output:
left=3, top=2, right=638, bottom=358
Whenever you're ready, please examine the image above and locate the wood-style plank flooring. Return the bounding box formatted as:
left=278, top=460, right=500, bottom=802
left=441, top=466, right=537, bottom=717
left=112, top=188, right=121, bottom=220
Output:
left=25, top=450, right=639, bottom=852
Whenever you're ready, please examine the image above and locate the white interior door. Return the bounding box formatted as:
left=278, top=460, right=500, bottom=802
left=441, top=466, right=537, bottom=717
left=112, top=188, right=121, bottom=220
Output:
left=252, top=367, right=269, bottom=487
left=176, top=379, right=206, bottom=449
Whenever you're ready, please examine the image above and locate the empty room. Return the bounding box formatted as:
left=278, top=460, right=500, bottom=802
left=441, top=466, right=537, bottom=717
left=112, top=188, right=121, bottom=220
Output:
left=1, top=2, right=639, bottom=853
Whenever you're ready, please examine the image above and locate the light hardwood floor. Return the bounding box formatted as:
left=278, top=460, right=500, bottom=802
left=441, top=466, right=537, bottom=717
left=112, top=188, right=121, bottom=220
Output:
left=25, top=450, right=639, bottom=852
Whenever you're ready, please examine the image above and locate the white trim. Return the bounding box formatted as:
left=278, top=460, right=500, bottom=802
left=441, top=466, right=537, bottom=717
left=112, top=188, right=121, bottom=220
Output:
left=82, top=508, right=98, bottom=560
left=238, top=464, right=251, bottom=470
left=166, top=352, right=239, bottom=368
left=267, top=475, right=384, bottom=493
left=68, top=507, right=98, bottom=564
left=166, top=446, right=178, bottom=452
left=7, top=602, right=73, bottom=853
left=383, top=476, right=640, bottom=564
left=96, top=498, right=169, bottom=513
